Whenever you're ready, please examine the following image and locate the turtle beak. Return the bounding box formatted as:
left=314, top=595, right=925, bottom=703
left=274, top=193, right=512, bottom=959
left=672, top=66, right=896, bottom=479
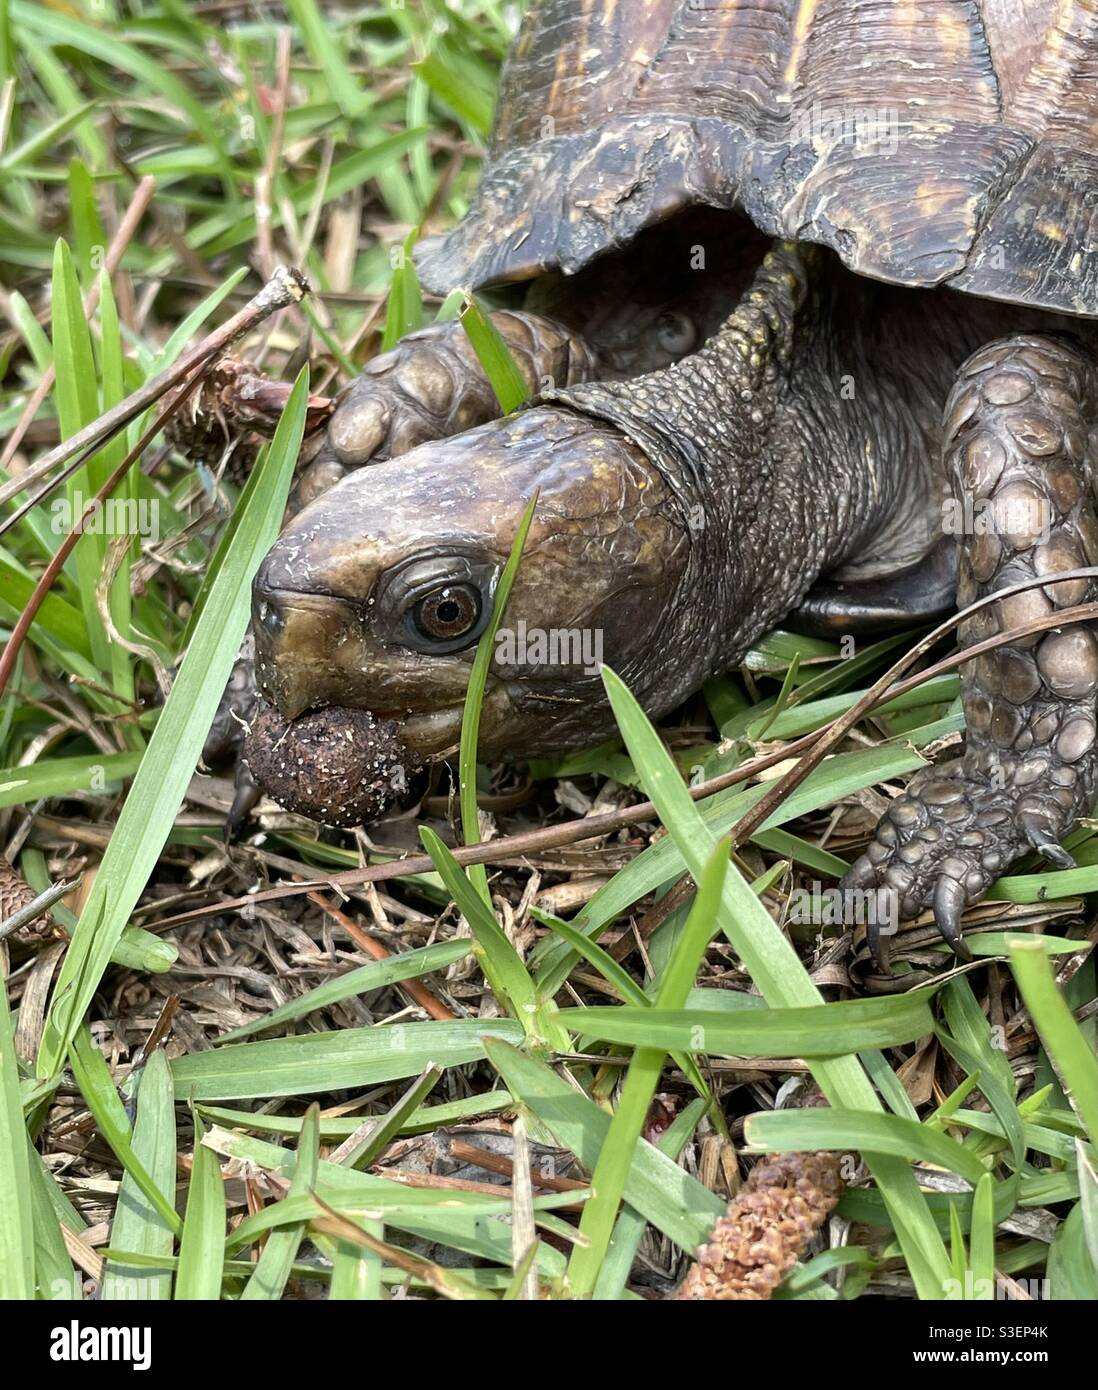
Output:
left=251, top=582, right=368, bottom=721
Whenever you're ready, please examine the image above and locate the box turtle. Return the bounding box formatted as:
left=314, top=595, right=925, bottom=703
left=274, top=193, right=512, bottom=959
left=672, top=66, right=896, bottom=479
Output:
left=244, top=0, right=1098, bottom=963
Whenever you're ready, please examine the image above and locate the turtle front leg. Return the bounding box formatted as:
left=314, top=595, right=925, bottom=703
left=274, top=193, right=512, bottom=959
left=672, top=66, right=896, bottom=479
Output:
left=845, top=335, right=1098, bottom=962
left=293, top=310, right=598, bottom=507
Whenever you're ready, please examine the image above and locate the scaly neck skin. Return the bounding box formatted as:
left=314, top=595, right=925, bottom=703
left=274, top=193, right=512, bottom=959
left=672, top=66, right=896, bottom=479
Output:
left=548, top=244, right=925, bottom=692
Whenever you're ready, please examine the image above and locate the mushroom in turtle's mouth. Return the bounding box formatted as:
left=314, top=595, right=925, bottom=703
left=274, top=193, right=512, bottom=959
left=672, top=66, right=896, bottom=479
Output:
left=241, top=700, right=424, bottom=827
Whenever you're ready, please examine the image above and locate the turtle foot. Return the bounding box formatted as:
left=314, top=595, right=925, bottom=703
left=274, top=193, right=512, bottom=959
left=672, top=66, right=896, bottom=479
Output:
left=291, top=310, right=597, bottom=511
left=841, top=759, right=1080, bottom=966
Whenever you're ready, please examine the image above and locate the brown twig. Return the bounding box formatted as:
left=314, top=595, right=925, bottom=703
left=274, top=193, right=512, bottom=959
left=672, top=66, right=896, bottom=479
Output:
left=448, top=1138, right=588, bottom=1196
left=0, top=265, right=308, bottom=531
left=0, top=267, right=311, bottom=700
left=304, top=889, right=456, bottom=1022
left=0, top=874, right=80, bottom=944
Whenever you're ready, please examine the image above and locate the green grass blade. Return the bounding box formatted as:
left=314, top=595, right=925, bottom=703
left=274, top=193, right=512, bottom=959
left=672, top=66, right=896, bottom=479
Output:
left=1078, top=1140, right=1098, bottom=1279
left=333, top=1066, right=442, bottom=1171
left=459, top=492, right=538, bottom=904
left=1048, top=1201, right=1098, bottom=1300
left=533, top=742, right=929, bottom=995
left=284, top=0, right=369, bottom=120
left=413, top=49, right=494, bottom=140
left=94, top=267, right=137, bottom=709
left=502, top=1238, right=540, bottom=1301
left=0, top=752, right=142, bottom=808
left=37, top=370, right=307, bottom=1077
left=458, top=293, right=530, bottom=412
left=329, top=1219, right=383, bottom=1301
left=567, top=841, right=729, bottom=1297
left=591, top=1099, right=707, bottom=1300
left=69, top=1025, right=181, bottom=1238
left=744, top=1109, right=989, bottom=1187
left=28, top=1142, right=78, bottom=1300
left=102, top=1051, right=177, bottom=1301
left=419, top=827, right=542, bottom=1032
left=532, top=907, right=648, bottom=1006
left=968, top=1172, right=996, bottom=1300
left=948, top=1200, right=967, bottom=1294
left=207, top=1125, right=568, bottom=1274
left=0, top=101, right=98, bottom=172
left=241, top=1105, right=320, bottom=1300
left=1009, top=938, right=1098, bottom=1147
left=433, top=288, right=466, bottom=323
left=0, top=962, right=33, bottom=1298
left=14, top=2, right=233, bottom=195
left=483, top=1036, right=724, bottom=1253
left=196, top=1092, right=514, bottom=1141
left=0, top=552, right=92, bottom=658
left=597, top=664, right=950, bottom=1296
left=380, top=229, right=425, bottom=352
left=183, top=131, right=426, bottom=262
left=558, top=991, right=935, bottom=1057
left=216, top=939, right=471, bottom=1043
left=51, top=236, right=111, bottom=673
left=175, top=1116, right=225, bottom=1300
left=172, top=1019, right=524, bottom=1101
left=934, top=1026, right=1023, bottom=1169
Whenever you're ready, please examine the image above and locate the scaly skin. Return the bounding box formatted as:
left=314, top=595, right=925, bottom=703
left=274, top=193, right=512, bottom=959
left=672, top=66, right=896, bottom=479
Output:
left=206, top=239, right=735, bottom=778
left=288, top=208, right=758, bottom=511
left=843, top=336, right=1098, bottom=962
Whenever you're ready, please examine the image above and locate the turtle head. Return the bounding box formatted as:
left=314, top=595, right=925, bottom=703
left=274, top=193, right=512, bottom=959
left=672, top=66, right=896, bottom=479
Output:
left=252, top=407, right=689, bottom=758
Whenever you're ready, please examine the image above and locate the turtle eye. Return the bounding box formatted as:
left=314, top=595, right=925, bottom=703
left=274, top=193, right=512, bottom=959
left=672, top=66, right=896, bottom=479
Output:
left=655, top=311, right=696, bottom=357
left=409, top=584, right=482, bottom=645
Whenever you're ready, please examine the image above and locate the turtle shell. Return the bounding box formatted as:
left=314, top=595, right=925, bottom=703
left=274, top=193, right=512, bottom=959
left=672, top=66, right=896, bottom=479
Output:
left=418, top=0, right=1098, bottom=317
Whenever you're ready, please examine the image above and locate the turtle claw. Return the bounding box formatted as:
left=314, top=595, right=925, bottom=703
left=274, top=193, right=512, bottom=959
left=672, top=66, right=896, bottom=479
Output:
left=865, top=888, right=894, bottom=971
left=225, top=765, right=260, bottom=842
left=841, top=762, right=1022, bottom=963
left=932, top=877, right=972, bottom=962
left=842, top=758, right=1093, bottom=963
left=1020, top=813, right=1075, bottom=870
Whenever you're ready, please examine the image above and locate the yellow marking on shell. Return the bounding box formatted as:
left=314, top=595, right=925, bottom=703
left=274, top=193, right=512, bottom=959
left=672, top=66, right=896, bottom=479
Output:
left=1037, top=220, right=1066, bottom=242
left=913, top=180, right=961, bottom=218
left=783, top=0, right=821, bottom=93
left=1047, top=2, right=1071, bottom=60
left=934, top=11, right=968, bottom=63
